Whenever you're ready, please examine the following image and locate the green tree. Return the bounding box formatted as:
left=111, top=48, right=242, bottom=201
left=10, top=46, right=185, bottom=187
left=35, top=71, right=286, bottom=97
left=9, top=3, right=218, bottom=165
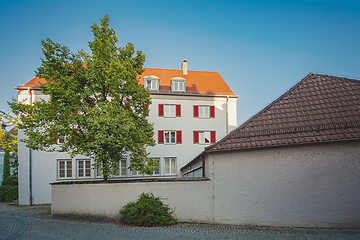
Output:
left=0, top=113, right=18, bottom=180
left=10, top=15, right=156, bottom=180
left=2, top=136, right=11, bottom=180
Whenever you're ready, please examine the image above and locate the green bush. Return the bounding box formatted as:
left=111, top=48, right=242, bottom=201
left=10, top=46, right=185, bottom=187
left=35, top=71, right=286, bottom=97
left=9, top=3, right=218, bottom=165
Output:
left=118, top=192, right=177, bottom=227
left=0, top=185, right=18, bottom=202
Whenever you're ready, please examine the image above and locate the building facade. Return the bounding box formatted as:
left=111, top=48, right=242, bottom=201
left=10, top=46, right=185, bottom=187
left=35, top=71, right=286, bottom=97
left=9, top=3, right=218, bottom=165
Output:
left=16, top=60, right=237, bottom=204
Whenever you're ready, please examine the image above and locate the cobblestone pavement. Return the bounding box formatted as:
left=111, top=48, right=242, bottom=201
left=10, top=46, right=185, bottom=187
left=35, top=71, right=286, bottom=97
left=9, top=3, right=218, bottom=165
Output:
left=1, top=203, right=360, bottom=240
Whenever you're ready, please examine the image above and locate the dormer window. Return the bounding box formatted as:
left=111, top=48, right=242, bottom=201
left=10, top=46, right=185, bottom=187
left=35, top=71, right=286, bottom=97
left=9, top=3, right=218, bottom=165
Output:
left=144, top=75, right=159, bottom=91
left=171, top=77, right=186, bottom=92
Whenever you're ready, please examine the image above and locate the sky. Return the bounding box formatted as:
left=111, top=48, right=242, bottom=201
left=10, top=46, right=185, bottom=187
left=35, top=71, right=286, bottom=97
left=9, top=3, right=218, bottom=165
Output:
left=1, top=0, right=360, bottom=128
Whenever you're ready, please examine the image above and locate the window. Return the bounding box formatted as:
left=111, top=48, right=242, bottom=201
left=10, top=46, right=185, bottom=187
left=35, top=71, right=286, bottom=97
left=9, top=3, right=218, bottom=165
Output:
left=164, top=158, right=176, bottom=175
left=193, top=131, right=216, bottom=144
left=144, top=76, right=159, bottom=91
left=95, top=168, right=102, bottom=178
left=158, top=104, right=181, bottom=117
left=158, top=130, right=182, bottom=144
left=131, top=168, right=142, bottom=176
left=114, top=159, right=127, bottom=177
left=152, top=158, right=160, bottom=175
left=58, top=136, right=66, bottom=144
left=58, top=160, right=72, bottom=179
left=77, top=159, right=91, bottom=178
left=172, top=81, right=184, bottom=91
left=183, top=166, right=203, bottom=178
left=171, top=78, right=186, bottom=92
left=193, top=105, right=215, bottom=118
left=0, top=156, right=3, bottom=165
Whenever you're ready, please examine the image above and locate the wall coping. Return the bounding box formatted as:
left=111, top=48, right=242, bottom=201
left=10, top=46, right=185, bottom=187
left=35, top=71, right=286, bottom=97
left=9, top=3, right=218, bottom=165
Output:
left=50, top=177, right=210, bottom=185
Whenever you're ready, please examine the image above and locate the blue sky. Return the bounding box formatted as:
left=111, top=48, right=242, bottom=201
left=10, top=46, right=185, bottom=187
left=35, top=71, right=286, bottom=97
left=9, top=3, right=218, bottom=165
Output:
left=1, top=0, right=360, bottom=127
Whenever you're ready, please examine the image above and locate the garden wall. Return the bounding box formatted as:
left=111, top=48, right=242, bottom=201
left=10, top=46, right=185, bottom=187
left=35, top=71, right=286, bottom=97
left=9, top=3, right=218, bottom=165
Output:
left=51, top=178, right=213, bottom=222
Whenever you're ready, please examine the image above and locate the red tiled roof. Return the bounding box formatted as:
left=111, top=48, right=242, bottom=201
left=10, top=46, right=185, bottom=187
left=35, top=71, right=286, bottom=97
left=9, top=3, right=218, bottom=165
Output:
left=18, top=68, right=235, bottom=96
left=19, top=76, right=47, bottom=88
left=139, top=68, right=234, bottom=95
left=207, top=73, right=360, bottom=153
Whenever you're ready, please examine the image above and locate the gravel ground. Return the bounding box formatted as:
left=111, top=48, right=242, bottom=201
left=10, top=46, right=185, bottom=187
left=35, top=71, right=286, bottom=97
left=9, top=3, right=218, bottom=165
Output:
left=0, top=202, right=359, bottom=240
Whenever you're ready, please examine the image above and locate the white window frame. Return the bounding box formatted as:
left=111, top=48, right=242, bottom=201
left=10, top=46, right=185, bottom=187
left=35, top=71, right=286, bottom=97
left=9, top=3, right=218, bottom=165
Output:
left=114, top=159, right=127, bottom=177
left=199, top=131, right=211, bottom=144
left=164, top=157, right=176, bottom=175
left=58, top=136, right=66, bottom=144
left=164, top=131, right=176, bottom=144
left=152, top=157, right=160, bottom=175
left=164, top=104, right=176, bottom=117
left=199, top=106, right=210, bottom=118
left=171, top=78, right=186, bottom=92
left=144, top=76, right=159, bottom=91
left=77, top=159, right=91, bottom=178
left=131, top=168, right=142, bottom=176
left=58, top=159, right=72, bottom=179
left=0, top=156, right=3, bottom=165
left=95, top=167, right=102, bottom=178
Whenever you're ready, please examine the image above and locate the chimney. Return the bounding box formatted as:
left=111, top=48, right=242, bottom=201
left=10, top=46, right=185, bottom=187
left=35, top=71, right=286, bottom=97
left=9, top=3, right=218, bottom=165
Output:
left=181, top=59, right=188, bottom=75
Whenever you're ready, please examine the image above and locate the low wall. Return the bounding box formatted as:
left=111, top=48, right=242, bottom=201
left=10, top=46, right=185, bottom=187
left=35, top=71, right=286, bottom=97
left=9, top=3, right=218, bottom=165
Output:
left=51, top=178, right=213, bottom=222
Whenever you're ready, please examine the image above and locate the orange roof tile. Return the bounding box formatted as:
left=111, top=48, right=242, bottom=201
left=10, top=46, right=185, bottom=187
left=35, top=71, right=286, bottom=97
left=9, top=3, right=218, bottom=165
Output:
left=139, top=68, right=234, bottom=95
left=19, top=76, right=47, bottom=88
left=18, top=68, right=235, bottom=96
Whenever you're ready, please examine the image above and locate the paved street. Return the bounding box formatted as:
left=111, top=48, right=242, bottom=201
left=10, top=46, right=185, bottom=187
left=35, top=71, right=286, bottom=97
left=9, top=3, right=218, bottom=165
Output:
left=0, top=203, right=359, bottom=240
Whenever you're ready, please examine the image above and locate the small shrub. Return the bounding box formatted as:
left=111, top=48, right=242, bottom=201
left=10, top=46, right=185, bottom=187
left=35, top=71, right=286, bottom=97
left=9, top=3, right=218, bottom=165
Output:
left=0, top=185, right=18, bottom=202
left=118, top=192, right=177, bottom=227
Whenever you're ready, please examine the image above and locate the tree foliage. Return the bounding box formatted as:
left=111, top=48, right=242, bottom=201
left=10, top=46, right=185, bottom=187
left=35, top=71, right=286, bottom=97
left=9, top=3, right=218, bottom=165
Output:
left=0, top=113, right=18, bottom=201
left=10, top=15, right=156, bottom=180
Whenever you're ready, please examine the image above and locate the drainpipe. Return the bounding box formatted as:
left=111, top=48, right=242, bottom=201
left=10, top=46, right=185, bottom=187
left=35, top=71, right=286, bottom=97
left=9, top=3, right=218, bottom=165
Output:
left=28, top=87, right=33, bottom=205
left=201, top=156, right=205, bottom=177
left=225, top=96, right=229, bottom=134
left=29, top=147, right=32, bottom=205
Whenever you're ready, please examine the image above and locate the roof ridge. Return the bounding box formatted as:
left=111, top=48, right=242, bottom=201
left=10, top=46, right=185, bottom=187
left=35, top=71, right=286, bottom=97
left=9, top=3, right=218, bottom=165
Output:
left=143, top=67, right=218, bottom=73
left=237, top=121, right=360, bottom=138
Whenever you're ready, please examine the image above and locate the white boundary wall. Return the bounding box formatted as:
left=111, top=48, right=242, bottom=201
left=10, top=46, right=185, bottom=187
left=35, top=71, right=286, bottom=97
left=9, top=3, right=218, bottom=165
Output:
left=52, top=141, right=360, bottom=228
left=51, top=179, right=213, bottom=222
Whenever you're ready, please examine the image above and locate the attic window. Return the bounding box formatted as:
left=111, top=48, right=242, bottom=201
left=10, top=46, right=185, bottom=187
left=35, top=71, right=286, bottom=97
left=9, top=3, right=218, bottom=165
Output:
left=171, top=77, right=186, bottom=92
left=144, top=75, right=159, bottom=91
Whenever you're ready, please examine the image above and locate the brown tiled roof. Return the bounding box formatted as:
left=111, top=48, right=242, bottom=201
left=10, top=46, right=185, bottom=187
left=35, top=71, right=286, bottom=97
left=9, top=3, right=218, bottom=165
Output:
left=208, top=73, right=360, bottom=153
left=182, top=73, right=360, bottom=170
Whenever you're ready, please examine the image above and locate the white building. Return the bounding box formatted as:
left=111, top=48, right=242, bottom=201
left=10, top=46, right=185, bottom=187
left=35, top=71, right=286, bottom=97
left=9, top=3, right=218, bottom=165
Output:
left=16, top=60, right=238, bottom=205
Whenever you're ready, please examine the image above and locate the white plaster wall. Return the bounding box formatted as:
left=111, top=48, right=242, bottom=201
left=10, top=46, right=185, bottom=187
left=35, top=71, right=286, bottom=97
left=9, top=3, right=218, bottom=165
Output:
left=52, top=180, right=212, bottom=222
left=51, top=141, right=360, bottom=228
left=210, top=141, right=360, bottom=228
left=17, top=87, right=237, bottom=204
left=148, top=94, right=237, bottom=176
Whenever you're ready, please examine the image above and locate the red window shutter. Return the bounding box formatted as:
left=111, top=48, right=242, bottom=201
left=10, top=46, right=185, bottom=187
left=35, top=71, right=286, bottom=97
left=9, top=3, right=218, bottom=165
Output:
left=193, top=105, right=199, bottom=118
left=210, top=131, right=216, bottom=143
left=193, top=131, right=199, bottom=144
left=176, top=105, right=181, bottom=117
left=50, top=134, right=57, bottom=144
left=158, top=130, right=164, bottom=144
left=158, top=104, right=164, bottom=117
left=210, top=106, right=215, bottom=118
left=144, top=103, right=149, bottom=116
left=176, top=130, right=182, bottom=144
left=71, top=131, right=78, bottom=140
